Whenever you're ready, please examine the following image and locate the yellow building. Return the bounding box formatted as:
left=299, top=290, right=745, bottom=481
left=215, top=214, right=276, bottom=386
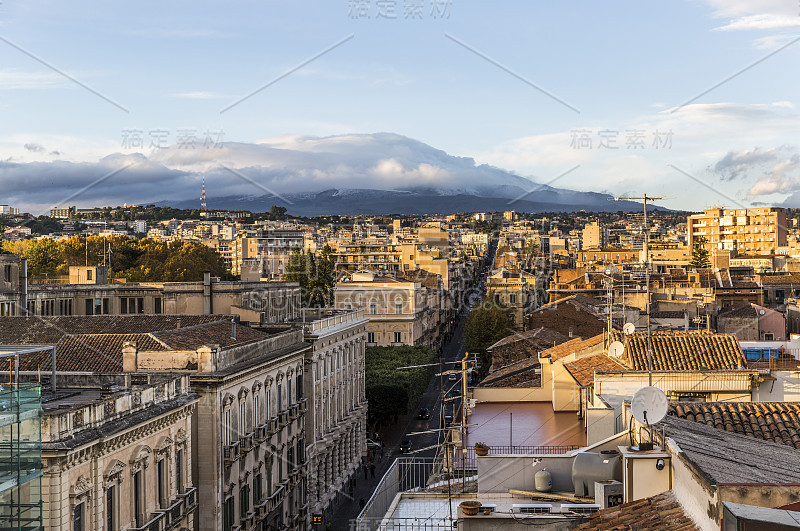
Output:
left=687, top=207, right=787, bottom=255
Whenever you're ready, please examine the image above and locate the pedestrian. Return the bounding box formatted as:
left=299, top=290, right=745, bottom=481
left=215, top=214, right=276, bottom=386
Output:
left=359, top=497, right=366, bottom=510
left=370, top=463, right=376, bottom=479
left=364, top=465, right=368, bottom=480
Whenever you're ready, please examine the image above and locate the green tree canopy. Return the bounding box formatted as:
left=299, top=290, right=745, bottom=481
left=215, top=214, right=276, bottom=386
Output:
left=689, top=236, right=711, bottom=269
left=365, top=345, right=435, bottom=425
left=463, top=301, right=513, bottom=377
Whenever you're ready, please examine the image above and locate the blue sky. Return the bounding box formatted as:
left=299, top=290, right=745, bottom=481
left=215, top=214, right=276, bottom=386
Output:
left=1, top=0, right=800, bottom=212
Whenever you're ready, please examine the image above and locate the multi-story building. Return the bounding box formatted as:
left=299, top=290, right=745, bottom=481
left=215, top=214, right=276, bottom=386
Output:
left=687, top=207, right=787, bottom=255
left=49, top=206, right=75, bottom=219
left=485, top=268, right=539, bottom=330
left=582, top=221, right=607, bottom=249
left=334, top=271, right=434, bottom=348
left=231, top=227, right=304, bottom=278
left=40, top=373, right=198, bottom=531
left=0, top=257, right=302, bottom=324
left=299, top=308, right=368, bottom=525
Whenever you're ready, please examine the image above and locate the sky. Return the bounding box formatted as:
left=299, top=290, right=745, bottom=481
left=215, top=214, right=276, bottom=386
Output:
left=1, top=0, right=800, bottom=213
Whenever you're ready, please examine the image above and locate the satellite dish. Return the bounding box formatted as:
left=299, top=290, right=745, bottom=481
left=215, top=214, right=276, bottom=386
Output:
left=631, top=386, right=668, bottom=426
left=623, top=323, right=636, bottom=335
left=608, top=341, right=625, bottom=357
left=759, top=309, right=765, bottom=316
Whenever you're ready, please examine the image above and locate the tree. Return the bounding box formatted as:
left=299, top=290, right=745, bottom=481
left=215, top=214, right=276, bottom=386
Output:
left=25, top=238, right=60, bottom=278
left=364, top=346, right=435, bottom=426
left=269, top=205, right=288, bottom=220
left=311, top=245, right=336, bottom=307
left=689, top=236, right=711, bottom=269
left=463, top=301, right=513, bottom=377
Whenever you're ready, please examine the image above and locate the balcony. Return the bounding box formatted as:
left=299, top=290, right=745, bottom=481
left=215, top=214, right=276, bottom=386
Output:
left=223, top=441, right=241, bottom=467
left=243, top=512, right=256, bottom=530
left=240, top=433, right=255, bottom=453
left=278, top=410, right=289, bottom=426
left=180, top=487, right=197, bottom=512
left=290, top=403, right=300, bottom=419
left=255, top=424, right=269, bottom=442
left=256, top=498, right=269, bottom=518
left=130, top=511, right=166, bottom=531
left=164, top=498, right=184, bottom=528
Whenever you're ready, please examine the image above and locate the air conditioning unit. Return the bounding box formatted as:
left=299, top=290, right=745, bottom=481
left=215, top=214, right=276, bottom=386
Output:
left=561, top=504, right=601, bottom=514
left=511, top=504, right=551, bottom=514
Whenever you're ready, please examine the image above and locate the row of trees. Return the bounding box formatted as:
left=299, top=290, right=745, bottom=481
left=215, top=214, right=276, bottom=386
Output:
left=365, top=345, right=436, bottom=426
left=283, top=246, right=336, bottom=307
left=1, top=235, right=232, bottom=281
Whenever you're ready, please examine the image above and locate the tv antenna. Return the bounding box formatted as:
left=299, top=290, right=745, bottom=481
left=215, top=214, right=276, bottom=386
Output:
left=608, top=194, right=665, bottom=385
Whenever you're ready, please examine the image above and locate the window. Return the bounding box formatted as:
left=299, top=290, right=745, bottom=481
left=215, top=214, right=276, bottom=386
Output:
left=277, top=384, right=282, bottom=412
left=73, top=502, right=84, bottom=531
left=175, top=449, right=183, bottom=494
left=287, top=447, right=294, bottom=471
left=86, top=269, right=92, bottom=281
left=369, top=303, right=377, bottom=314
left=265, top=389, right=271, bottom=419
left=223, top=496, right=235, bottom=531
left=154, top=297, right=162, bottom=314
left=367, top=332, right=375, bottom=343
left=240, top=400, right=247, bottom=436
left=393, top=332, right=402, bottom=343
left=157, top=459, right=166, bottom=509
left=296, top=374, right=303, bottom=400
left=240, top=484, right=250, bottom=519
left=287, top=379, right=292, bottom=407
left=267, top=468, right=273, bottom=496
left=254, top=394, right=260, bottom=427
left=509, top=294, right=516, bottom=304
left=765, top=333, right=775, bottom=340
left=133, top=471, right=143, bottom=527
left=106, top=485, right=115, bottom=531
left=254, top=473, right=263, bottom=504
left=297, top=440, right=304, bottom=464
left=3, top=264, right=11, bottom=282
left=223, top=409, right=231, bottom=446
left=395, top=303, right=402, bottom=314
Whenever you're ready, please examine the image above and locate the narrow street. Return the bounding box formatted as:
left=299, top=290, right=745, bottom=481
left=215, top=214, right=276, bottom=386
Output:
left=327, top=240, right=496, bottom=529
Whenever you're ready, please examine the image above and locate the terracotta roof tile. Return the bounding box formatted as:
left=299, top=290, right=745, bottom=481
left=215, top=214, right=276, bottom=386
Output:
left=564, top=354, right=626, bottom=387
left=669, top=402, right=800, bottom=449
left=610, top=330, right=745, bottom=371
left=576, top=491, right=697, bottom=530
left=541, top=334, right=605, bottom=362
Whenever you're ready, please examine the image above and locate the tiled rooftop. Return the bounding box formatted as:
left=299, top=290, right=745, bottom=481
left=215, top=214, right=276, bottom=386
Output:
left=610, top=330, right=745, bottom=371
left=576, top=491, right=697, bottom=530
left=526, top=295, right=607, bottom=340
left=564, top=354, right=625, bottom=387
left=0, top=315, right=272, bottom=372
left=480, top=357, right=542, bottom=388
left=541, top=334, right=605, bottom=362
left=669, top=402, right=800, bottom=449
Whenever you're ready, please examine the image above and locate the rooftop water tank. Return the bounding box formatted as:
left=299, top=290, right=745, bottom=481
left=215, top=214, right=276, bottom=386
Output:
left=572, top=451, right=622, bottom=497
left=534, top=468, right=552, bottom=492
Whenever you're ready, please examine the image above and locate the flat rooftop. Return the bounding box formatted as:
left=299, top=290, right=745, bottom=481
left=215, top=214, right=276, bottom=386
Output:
left=465, top=402, right=586, bottom=449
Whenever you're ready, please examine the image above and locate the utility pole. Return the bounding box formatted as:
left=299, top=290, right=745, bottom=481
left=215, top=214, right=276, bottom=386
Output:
left=608, top=194, right=664, bottom=386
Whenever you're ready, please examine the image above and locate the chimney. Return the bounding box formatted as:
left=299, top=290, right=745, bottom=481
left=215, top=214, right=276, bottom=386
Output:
left=231, top=319, right=237, bottom=340
left=176, top=317, right=182, bottom=329
left=20, top=258, right=28, bottom=317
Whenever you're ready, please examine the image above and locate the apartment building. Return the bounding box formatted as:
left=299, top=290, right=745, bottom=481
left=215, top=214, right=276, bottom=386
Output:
left=687, top=207, right=787, bottom=255
left=0, top=315, right=311, bottom=531
left=231, top=227, right=304, bottom=278
left=299, top=309, right=368, bottom=524
left=0, top=257, right=302, bottom=324
left=582, top=221, right=607, bottom=249
left=485, top=268, right=539, bottom=330
left=334, top=271, right=434, bottom=348
left=39, top=373, right=198, bottom=531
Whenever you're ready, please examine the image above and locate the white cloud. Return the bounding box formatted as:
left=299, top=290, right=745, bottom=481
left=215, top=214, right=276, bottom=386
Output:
left=700, top=0, right=800, bottom=30
left=0, top=69, right=67, bottom=90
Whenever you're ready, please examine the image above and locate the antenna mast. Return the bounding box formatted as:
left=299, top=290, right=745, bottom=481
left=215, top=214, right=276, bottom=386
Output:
left=608, top=194, right=664, bottom=385
left=201, top=176, right=207, bottom=212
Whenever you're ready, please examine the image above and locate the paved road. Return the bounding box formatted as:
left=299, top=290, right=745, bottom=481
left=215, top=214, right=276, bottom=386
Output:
left=327, top=243, right=496, bottom=529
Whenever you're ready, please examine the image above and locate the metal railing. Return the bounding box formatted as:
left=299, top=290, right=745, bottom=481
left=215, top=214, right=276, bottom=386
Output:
left=354, top=517, right=454, bottom=530
left=454, top=445, right=581, bottom=471
left=355, top=458, right=436, bottom=531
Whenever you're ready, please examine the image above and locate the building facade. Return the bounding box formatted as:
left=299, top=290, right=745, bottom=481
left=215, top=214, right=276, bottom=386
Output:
left=299, top=309, right=368, bottom=525
left=687, top=207, right=787, bottom=255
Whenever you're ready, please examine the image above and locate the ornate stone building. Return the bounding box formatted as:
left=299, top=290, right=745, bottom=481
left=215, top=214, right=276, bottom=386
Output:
left=40, top=373, right=198, bottom=531
left=300, top=308, right=368, bottom=524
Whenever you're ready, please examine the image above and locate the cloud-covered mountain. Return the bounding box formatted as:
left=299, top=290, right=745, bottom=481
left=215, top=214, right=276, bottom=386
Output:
left=1, top=133, right=649, bottom=215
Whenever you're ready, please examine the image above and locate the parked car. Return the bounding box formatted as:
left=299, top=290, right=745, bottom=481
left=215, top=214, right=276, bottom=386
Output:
left=366, top=438, right=382, bottom=450
left=442, top=414, right=454, bottom=427
left=448, top=373, right=458, bottom=382
left=399, top=440, right=412, bottom=453
left=417, top=407, right=430, bottom=420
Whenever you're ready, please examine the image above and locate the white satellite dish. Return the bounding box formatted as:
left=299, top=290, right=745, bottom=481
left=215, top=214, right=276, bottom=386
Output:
left=608, top=341, right=625, bottom=358
left=631, top=386, right=668, bottom=426
left=623, top=323, right=636, bottom=335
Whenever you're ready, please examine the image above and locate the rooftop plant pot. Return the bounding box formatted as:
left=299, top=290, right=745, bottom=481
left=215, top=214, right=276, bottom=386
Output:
left=460, top=500, right=482, bottom=516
